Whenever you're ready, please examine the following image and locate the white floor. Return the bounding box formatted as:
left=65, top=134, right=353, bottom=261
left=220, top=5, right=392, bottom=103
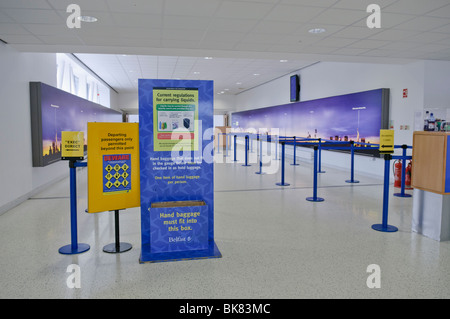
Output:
left=1, top=146, right=450, bottom=299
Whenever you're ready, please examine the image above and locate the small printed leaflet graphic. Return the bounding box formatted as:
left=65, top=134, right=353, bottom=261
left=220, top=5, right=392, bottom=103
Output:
left=103, top=154, right=131, bottom=194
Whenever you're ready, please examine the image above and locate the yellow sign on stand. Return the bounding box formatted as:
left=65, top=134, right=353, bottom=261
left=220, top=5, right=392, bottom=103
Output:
left=61, top=131, right=84, bottom=160
left=87, top=122, right=140, bottom=213
left=379, top=129, right=394, bottom=153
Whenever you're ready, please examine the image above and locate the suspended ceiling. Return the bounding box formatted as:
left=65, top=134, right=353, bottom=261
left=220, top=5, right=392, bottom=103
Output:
left=1, top=0, right=450, bottom=95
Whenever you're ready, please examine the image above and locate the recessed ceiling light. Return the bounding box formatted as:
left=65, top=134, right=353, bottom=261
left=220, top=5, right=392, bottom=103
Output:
left=78, top=15, right=98, bottom=22
left=253, top=73, right=260, bottom=76
left=280, top=59, right=288, bottom=62
left=308, top=28, right=326, bottom=34
left=193, top=71, right=200, bottom=74
left=236, top=82, right=242, bottom=85
left=204, top=57, right=213, bottom=60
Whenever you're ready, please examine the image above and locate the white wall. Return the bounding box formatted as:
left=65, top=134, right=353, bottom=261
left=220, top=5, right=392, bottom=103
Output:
left=0, top=43, right=67, bottom=214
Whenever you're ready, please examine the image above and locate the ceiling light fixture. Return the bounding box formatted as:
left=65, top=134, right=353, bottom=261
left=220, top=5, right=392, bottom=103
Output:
left=308, top=28, right=326, bottom=34
left=280, top=59, right=288, bottom=62
left=204, top=57, right=213, bottom=60
left=78, top=15, right=98, bottom=22
left=253, top=73, right=260, bottom=76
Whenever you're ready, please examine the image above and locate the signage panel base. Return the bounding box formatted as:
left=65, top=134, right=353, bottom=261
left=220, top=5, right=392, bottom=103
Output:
left=139, top=241, right=221, bottom=264
left=103, top=242, right=132, bottom=254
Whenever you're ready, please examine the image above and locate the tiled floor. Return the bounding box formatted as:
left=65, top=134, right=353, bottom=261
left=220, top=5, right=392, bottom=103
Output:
left=1, top=145, right=449, bottom=298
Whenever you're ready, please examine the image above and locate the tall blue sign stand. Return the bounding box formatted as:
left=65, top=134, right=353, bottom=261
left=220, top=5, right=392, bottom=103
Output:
left=59, top=160, right=90, bottom=255
left=138, top=79, right=221, bottom=263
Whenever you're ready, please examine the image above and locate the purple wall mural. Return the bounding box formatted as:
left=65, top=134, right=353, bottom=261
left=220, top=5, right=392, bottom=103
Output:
left=232, top=88, right=389, bottom=146
left=30, top=82, right=122, bottom=167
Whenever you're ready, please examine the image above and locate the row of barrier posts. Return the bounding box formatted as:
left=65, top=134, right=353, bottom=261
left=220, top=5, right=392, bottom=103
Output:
left=219, top=132, right=413, bottom=234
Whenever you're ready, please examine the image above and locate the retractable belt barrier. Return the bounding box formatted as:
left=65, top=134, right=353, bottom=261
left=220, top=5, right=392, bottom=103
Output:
left=218, top=133, right=413, bottom=233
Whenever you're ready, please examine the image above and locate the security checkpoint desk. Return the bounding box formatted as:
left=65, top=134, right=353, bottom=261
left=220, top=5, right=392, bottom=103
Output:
left=411, top=131, right=450, bottom=241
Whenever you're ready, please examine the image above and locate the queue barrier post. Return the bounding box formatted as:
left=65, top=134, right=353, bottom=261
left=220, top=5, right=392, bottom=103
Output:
left=59, top=160, right=90, bottom=255
left=345, top=141, right=360, bottom=184
left=291, top=136, right=299, bottom=166
left=318, top=138, right=325, bottom=173
left=242, top=135, right=251, bottom=167
left=372, top=154, right=398, bottom=233
left=276, top=142, right=290, bottom=186
left=306, top=146, right=324, bottom=202
left=255, top=137, right=265, bottom=175
left=233, top=135, right=238, bottom=162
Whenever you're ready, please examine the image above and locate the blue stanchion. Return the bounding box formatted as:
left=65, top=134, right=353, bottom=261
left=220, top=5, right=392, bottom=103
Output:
left=59, top=160, right=90, bottom=255
left=276, top=142, right=290, bottom=186
left=291, top=136, right=299, bottom=166
left=372, top=154, right=398, bottom=233
left=255, top=137, right=265, bottom=175
left=345, top=141, right=360, bottom=184
left=233, top=135, right=237, bottom=162
left=306, top=146, right=324, bottom=202
left=394, top=144, right=412, bottom=198
left=318, top=138, right=325, bottom=173
left=242, top=135, right=251, bottom=167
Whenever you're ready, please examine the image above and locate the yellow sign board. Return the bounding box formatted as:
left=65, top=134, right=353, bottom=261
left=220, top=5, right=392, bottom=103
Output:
left=87, top=122, right=140, bottom=213
left=379, top=129, right=394, bottom=153
left=61, top=131, right=84, bottom=160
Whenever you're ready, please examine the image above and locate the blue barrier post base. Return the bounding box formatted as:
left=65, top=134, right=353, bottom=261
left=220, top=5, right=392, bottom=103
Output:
left=59, top=243, right=90, bottom=255
left=371, top=224, right=398, bottom=232
left=276, top=182, right=290, bottom=186
left=291, top=163, right=299, bottom=166
left=318, top=170, right=326, bottom=173
left=255, top=171, right=265, bottom=175
left=306, top=197, right=324, bottom=202
left=393, top=192, right=412, bottom=198
left=345, top=180, right=360, bottom=183
left=242, top=164, right=251, bottom=167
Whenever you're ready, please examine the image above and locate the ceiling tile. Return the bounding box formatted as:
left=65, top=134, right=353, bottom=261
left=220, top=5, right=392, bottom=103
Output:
left=384, top=0, right=449, bottom=15
left=3, top=8, right=63, bottom=24
left=426, top=4, right=450, bottom=18
left=280, top=0, right=338, bottom=7
left=0, top=0, right=52, bottom=9
left=309, top=8, right=366, bottom=25
left=0, top=33, right=43, bottom=44
left=164, top=0, right=221, bottom=16
left=0, top=23, right=30, bottom=35
left=332, top=0, right=398, bottom=10
left=47, top=0, right=108, bottom=11
left=265, top=5, right=324, bottom=22
left=394, top=16, right=450, bottom=32
left=106, top=0, right=163, bottom=14
left=208, top=18, right=259, bottom=32
left=215, top=1, right=274, bottom=19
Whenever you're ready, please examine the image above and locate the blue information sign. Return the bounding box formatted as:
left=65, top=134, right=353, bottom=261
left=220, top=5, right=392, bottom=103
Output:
left=138, top=79, right=221, bottom=263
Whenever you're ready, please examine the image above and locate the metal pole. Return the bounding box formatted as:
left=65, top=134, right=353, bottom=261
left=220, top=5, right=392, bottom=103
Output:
left=318, top=138, right=325, bottom=173
left=306, top=146, right=324, bottom=202
left=59, top=160, right=90, bottom=255
left=291, top=136, right=299, bottom=166
left=372, top=154, right=398, bottom=232
left=242, top=136, right=251, bottom=166
left=346, top=141, right=359, bottom=183
left=276, top=142, right=290, bottom=186
left=233, top=135, right=237, bottom=162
